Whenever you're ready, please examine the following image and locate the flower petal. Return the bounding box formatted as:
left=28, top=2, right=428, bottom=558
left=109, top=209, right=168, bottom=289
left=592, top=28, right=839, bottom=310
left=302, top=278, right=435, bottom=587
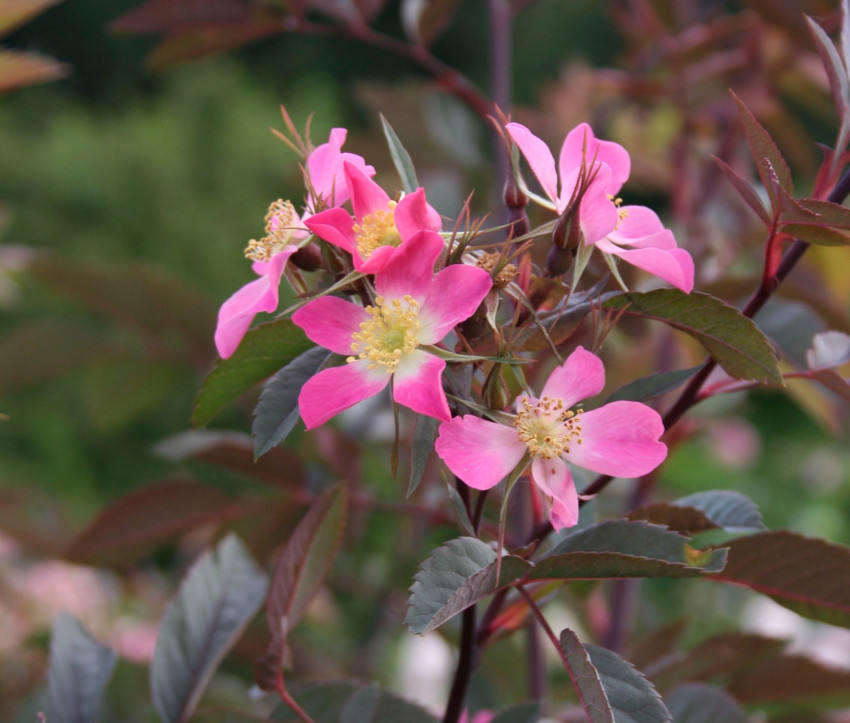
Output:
left=292, top=296, right=369, bottom=355
left=597, top=243, right=695, bottom=293
left=393, top=350, right=450, bottom=421
left=395, top=187, right=442, bottom=240
left=304, top=207, right=356, bottom=253
left=540, top=346, right=605, bottom=410
left=306, top=128, right=346, bottom=206
left=577, top=164, right=619, bottom=244
left=435, top=415, right=527, bottom=490
left=559, top=122, right=631, bottom=195
left=418, top=264, right=493, bottom=344
left=607, top=205, right=666, bottom=243
left=506, top=122, right=559, bottom=206
left=345, top=161, right=391, bottom=222
left=214, top=247, right=295, bottom=359
left=374, top=230, right=444, bottom=304
left=565, top=401, right=667, bottom=478
left=298, top=360, right=389, bottom=430
left=531, top=456, right=578, bottom=530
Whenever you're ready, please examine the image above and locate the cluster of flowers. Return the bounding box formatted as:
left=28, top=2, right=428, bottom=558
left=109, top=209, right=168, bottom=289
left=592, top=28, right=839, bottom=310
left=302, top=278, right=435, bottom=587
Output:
left=214, top=123, right=687, bottom=530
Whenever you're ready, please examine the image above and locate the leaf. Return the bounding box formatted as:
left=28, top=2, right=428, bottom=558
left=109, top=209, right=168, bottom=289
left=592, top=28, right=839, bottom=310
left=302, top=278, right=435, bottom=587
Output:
left=711, top=531, right=850, bottom=628
left=0, top=0, right=63, bottom=37
left=605, top=366, right=702, bottom=404
left=252, top=346, right=331, bottom=459
left=401, top=0, right=463, bottom=47
left=664, top=683, right=748, bottom=723
left=806, top=15, right=850, bottom=158
left=558, top=629, right=614, bottom=723
left=409, top=414, right=439, bottom=497
left=674, top=490, right=764, bottom=533
left=146, top=25, right=279, bottom=71
left=444, top=481, right=475, bottom=536
left=151, top=533, right=268, bottom=723
left=732, top=93, right=793, bottom=211
left=488, top=702, right=542, bottom=723
left=780, top=223, right=850, bottom=247
left=627, top=620, right=689, bottom=672
left=627, top=504, right=719, bottom=537
left=47, top=612, right=118, bottom=723
left=111, top=0, right=258, bottom=33
left=602, top=289, right=782, bottom=383
left=380, top=114, right=419, bottom=194
left=0, top=48, right=69, bottom=93
left=726, top=652, right=850, bottom=705
left=257, top=487, right=347, bottom=690
left=531, top=520, right=728, bottom=581
left=64, top=478, right=237, bottom=566
left=192, top=319, right=313, bottom=427
left=585, top=642, right=672, bottom=722
left=340, top=682, right=380, bottom=723
left=713, top=155, right=772, bottom=226
left=405, top=537, right=531, bottom=635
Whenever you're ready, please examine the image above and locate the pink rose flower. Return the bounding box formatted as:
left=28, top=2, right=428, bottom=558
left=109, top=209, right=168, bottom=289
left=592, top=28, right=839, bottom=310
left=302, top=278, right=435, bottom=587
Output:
left=304, top=161, right=442, bottom=275
left=506, top=122, right=694, bottom=293
left=292, top=231, right=492, bottom=428
left=435, top=346, right=667, bottom=530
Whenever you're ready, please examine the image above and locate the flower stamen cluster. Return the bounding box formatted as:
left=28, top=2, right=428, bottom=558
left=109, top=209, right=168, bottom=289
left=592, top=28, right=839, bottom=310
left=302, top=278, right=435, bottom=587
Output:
left=477, top=251, right=519, bottom=287
left=514, top=396, right=583, bottom=459
left=353, top=201, right=401, bottom=259
left=244, top=200, right=301, bottom=262
left=348, top=294, right=421, bottom=372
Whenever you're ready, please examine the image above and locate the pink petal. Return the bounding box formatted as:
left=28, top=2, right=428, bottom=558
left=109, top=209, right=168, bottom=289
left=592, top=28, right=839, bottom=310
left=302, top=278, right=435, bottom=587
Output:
left=354, top=243, right=399, bottom=275
left=395, top=188, right=442, bottom=239
left=292, top=296, right=369, bottom=355
left=559, top=122, right=631, bottom=195
left=374, top=230, right=443, bottom=304
left=304, top=208, right=356, bottom=253
left=506, top=122, right=558, bottom=206
left=435, top=415, right=527, bottom=490
left=345, top=161, right=391, bottom=222
left=531, top=456, right=579, bottom=530
left=577, top=164, right=619, bottom=244
left=214, top=247, right=295, bottom=359
left=418, top=264, right=493, bottom=344
left=298, top=360, right=389, bottom=429
left=564, top=401, right=667, bottom=478
left=540, top=346, right=605, bottom=410
left=607, top=205, right=666, bottom=242
left=393, top=350, right=450, bottom=421
left=597, top=243, right=695, bottom=293
left=306, top=128, right=346, bottom=205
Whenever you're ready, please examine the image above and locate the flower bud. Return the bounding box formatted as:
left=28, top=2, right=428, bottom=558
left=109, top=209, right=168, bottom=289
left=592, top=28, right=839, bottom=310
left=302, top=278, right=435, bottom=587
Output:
left=482, top=364, right=511, bottom=410
left=503, top=178, right=528, bottom=209
left=546, top=244, right=574, bottom=278
left=290, top=244, right=322, bottom=272
left=551, top=201, right=582, bottom=252
left=507, top=206, right=529, bottom=239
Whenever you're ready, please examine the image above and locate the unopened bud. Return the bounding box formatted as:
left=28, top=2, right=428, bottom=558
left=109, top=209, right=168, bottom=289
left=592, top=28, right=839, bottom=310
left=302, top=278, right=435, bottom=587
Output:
left=482, top=364, right=510, bottom=410
left=507, top=207, right=529, bottom=239
left=503, top=178, right=529, bottom=209
left=546, top=244, right=574, bottom=278
left=551, top=202, right=582, bottom=252
left=290, top=244, right=322, bottom=272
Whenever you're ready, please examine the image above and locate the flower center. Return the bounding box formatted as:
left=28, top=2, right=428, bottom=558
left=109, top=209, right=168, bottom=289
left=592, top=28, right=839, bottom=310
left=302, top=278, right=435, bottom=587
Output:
left=608, top=195, right=629, bottom=231
left=353, top=201, right=402, bottom=259
left=245, top=200, right=300, bottom=262
left=514, top=396, right=583, bottom=459
left=347, top=294, right=421, bottom=373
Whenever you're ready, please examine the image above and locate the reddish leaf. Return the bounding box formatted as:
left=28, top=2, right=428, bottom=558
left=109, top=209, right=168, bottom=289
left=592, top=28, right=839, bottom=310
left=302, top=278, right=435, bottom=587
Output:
left=64, top=479, right=241, bottom=566
left=712, top=531, right=850, bottom=628
left=781, top=224, right=850, bottom=246
left=0, top=0, right=63, bottom=37
left=728, top=653, right=850, bottom=704
left=806, top=15, right=850, bottom=158
left=628, top=503, right=718, bottom=535
left=0, top=49, right=69, bottom=93
left=112, top=0, right=259, bottom=33
left=713, top=155, right=772, bottom=226
left=146, top=25, right=281, bottom=70
left=627, top=620, right=689, bottom=673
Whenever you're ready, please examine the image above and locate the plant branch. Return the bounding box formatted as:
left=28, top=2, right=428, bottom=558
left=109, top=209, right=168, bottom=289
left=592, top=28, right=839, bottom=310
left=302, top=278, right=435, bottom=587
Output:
left=442, top=604, right=477, bottom=723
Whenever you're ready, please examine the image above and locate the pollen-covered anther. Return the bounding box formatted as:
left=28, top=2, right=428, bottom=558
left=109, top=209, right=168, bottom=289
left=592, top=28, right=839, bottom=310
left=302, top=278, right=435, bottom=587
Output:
left=477, top=252, right=519, bottom=288
left=244, top=199, right=300, bottom=262
left=607, top=194, right=629, bottom=230
left=347, top=294, right=421, bottom=372
left=353, top=200, right=402, bottom=259
left=514, top=396, right=583, bottom=459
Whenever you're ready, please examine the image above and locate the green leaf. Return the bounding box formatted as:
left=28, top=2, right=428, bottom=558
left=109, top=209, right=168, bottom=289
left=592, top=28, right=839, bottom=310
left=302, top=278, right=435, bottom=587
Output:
left=251, top=346, right=330, bottom=459
left=559, top=629, right=614, bottom=722
left=674, top=490, right=764, bottom=533
left=585, top=641, right=672, bottom=722
left=409, top=415, right=439, bottom=497
left=780, top=198, right=850, bottom=246
left=488, top=702, right=542, bottom=723
left=340, top=682, right=380, bottom=723
left=713, top=155, right=772, bottom=226
left=256, top=487, right=347, bottom=690
left=64, top=478, right=237, bottom=567
left=444, top=481, right=475, bottom=536
left=605, top=366, right=702, bottom=404
left=151, top=533, right=268, bottom=723
left=531, top=520, right=727, bottom=580
left=270, top=682, right=438, bottom=723
left=711, top=531, right=850, bottom=628
left=192, top=319, right=313, bottom=427
left=665, top=683, right=748, bottom=723
left=732, top=92, right=793, bottom=211
left=602, top=289, right=782, bottom=383
left=405, top=537, right=531, bottom=634
left=380, top=114, right=419, bottom=194
left=48, top=612, right=118, bottom=723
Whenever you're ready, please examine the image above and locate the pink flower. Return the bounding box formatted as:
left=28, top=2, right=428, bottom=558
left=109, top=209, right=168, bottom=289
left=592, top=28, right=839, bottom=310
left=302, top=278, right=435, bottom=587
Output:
left=435, top=347, right=667, bottom=530
left=460, top=712, right=494, bottom=723
left=292, top=231, right=492, bottom=428
left=304, top=161, right=442, bottom=275
left=506, top=122, right=693, bottom=292
left=214, top=129, right=374, bottom=359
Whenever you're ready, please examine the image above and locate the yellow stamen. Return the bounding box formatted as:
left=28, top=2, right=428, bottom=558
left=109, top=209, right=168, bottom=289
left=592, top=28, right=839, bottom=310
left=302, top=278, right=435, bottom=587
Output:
left=607, top=194, right=629, bottom=230
left=244, top=199, right=300, bottom=262
left=347, top=294, right=421, bottom=373
left=514, top=396, right=583, bottom=459
left=353, top=201, right=401, bottom=259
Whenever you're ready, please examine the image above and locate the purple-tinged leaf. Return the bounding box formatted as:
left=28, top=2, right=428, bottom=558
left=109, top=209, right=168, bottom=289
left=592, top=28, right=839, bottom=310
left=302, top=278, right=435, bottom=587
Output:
left=713, top=155, right=773, bottom=226
left=605, top=365, right=702, bottom=404
left=674, top=490, right=764, bottom=533
left=728, top=652, right=850, bottom=705
left=488, top=702, right=541, bottom=723
left=151, top=534, right=268, bottom=723
left=627, top=620, right=689, bottom=673
left=810, top=368, right=850, bottom=400
left=0, top=0, right=62, bottom=36
left=146, top=26, right=280, bottom=70
left=603, top=290, right=782, bottom=383
left=48, top=612, right=117, bottom=723
left=409, top=414, right=439, bottom=497
left=111, top=0, right=259, bottom=33
left=806, top=15, right=850, bottom=160
left=558, top=629, right=614, bottom=723
left=665, top=683, right=748, bottom=723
